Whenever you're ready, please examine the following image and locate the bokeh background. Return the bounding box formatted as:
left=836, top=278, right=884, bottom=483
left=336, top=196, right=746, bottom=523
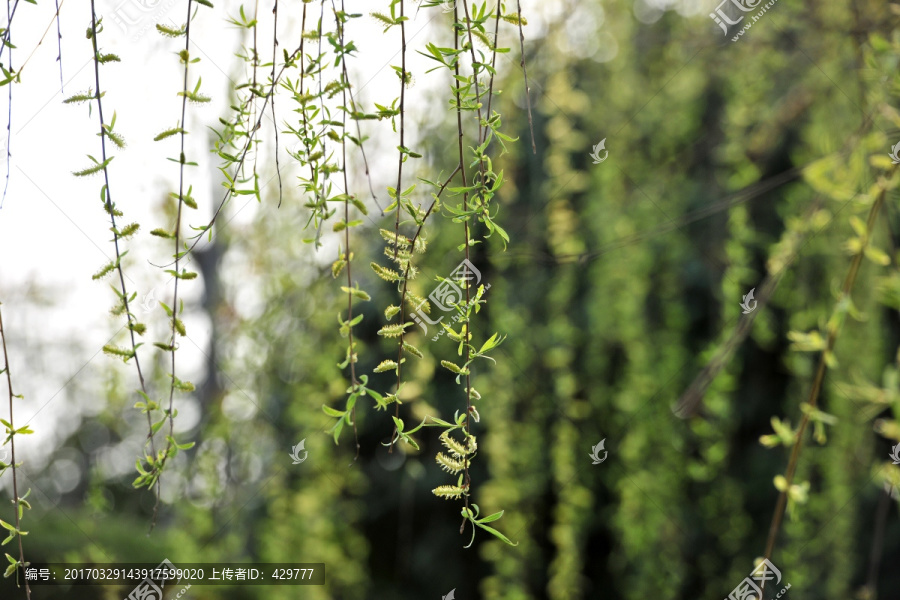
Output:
left=1, top=0, right=900, bottom=598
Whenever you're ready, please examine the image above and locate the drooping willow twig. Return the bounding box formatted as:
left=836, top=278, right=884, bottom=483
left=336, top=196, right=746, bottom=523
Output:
left=514, top=0, right=535, bottom=154
left=53, top=0, right=62, bottom=91
left=762, top=181, right=889, bottom=576
left=0, top=304, right=31, bottom=600
left=270, top=0, right=283, bottom=207
left=343, top=66, right=383, bottom=216
left=334, top=0, right=361, bottom=460
left=460, top=0, right=486, bottom=151
left=456, top=0, right=475, bottom=525
left=154, top=0, right=197, bottom=532
left=84, top=0, right=158, bottom=516
left=388, top=163, right=462, bottom=456
left=342, top=0, right=516, bottom=548
left=0, top=0, right=21, bottom=51
left=391, top=0, right=407, bottom=263
left=17, top=0, right=67, bottom=83
left=247, top=0, right=260, bottom=186
left=387, top=0, right=410, bottom=448
left=481, top=1, right=502, bottom=142
left=1, top=0, right=14, bottom=210
left=296, top=0, right=327, bottom=245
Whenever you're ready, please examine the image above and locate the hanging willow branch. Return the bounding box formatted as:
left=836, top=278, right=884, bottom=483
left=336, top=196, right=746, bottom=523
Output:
left=75, top=1, right=165, bottom=533
left=514, top=0, right=535, bottom=154
left=1, top=0, right=15, bottom=211
left=762, top=179, right=890, bottom=577
left=143, top=0, right=210, bottom=531
left=17, top=0, right=67, bottom=83
left=336, top=0, right=360, bottom=459
left=270, top=0, right=282, bottom=207
left=157, top=0, right=197, bottom=529
left=391, top=0, right=407, bottom=265
left=0, top=304, right=33, bottom=599
left=372, top=0, right=518, bottom=547
left=182, top=36, right=306, bottom=259
left=54, top=0, right=63, bottom=91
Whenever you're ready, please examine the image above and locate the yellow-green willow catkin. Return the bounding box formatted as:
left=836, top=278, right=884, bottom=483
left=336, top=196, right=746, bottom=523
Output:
left=436, top=452, right=469, bottom=474
left=439, top=430, right=470, bottom=459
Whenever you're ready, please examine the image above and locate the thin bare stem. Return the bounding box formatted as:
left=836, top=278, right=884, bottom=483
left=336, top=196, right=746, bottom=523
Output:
left=344, top=74, right=383, bottom=215
left=298, top=2, right=307, bottom=110
left=250, top=0, right=260, bottom=178
left=317, top=0, right=326, bottom=108
left=0, top=304, right=30, bottom=599
left=1, top=0, right=13, bottom=210
left=481, top=1, right=501, bottom=142
left=54, top=0, right=62, bottom=91
left=17, top=0, right=67, bottom=83
left=0, top=0, right=20, bottom=50
left=460, top=0, right=485, bottom=148
left=392, top=0, right=407, bottom=263
left=334, top=0, right=360, bottom=461
left=514, top=0, right=535, bottom=154
left=271, top=0, right=283, bottom=208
